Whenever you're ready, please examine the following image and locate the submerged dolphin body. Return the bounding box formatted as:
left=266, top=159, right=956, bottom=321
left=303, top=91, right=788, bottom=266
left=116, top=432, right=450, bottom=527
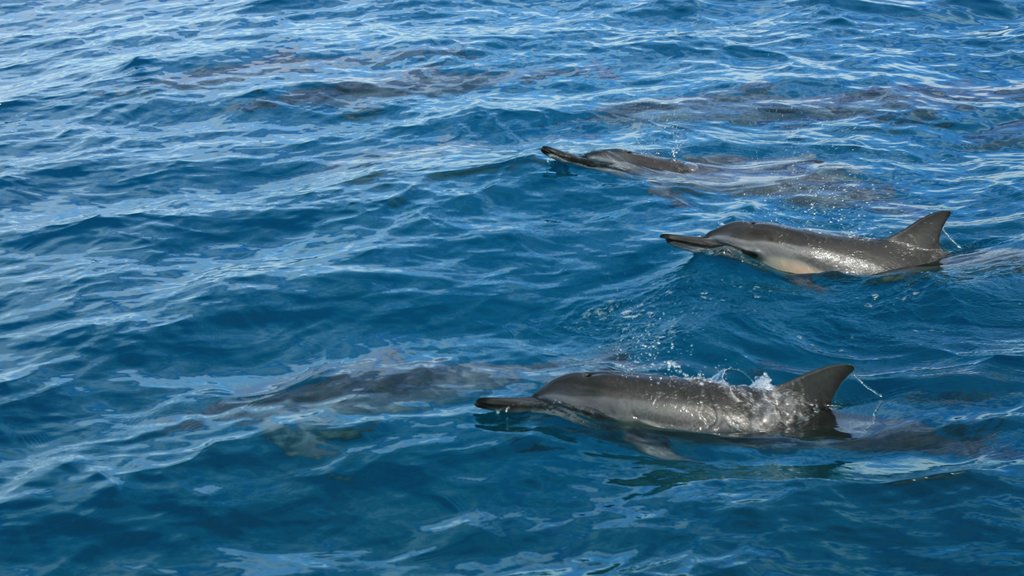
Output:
left=207, top=364, right=522, bottom=458
left=540, top=145, right=841, bottom=203
left=476, top=364, right=853, bottom=438
left=661, top=211, right=951, bottom=276
left=541, top=146, right=697, bottom=176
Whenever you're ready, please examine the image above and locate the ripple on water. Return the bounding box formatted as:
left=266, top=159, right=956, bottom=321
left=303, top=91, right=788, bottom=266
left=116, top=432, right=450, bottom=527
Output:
left=1, top=0, right=1024, bottom=574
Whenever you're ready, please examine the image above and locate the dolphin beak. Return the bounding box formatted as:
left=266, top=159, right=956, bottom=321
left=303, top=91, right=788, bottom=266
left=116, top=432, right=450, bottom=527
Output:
left=540, top=146, right=577, bottom=163
left=660, top=233, right=724, bottom=252
left=540, top=146, right=614, bottom=170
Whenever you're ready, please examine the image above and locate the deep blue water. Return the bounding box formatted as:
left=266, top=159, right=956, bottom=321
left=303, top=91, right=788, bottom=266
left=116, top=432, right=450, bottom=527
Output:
left=2, top=0, right=1024, bottom=574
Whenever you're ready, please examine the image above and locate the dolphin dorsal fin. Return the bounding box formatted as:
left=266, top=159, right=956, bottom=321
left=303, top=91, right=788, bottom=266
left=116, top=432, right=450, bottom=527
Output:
left=888, top=211, right=951, bottom=250
left=776, top=364, right=853, bottom=407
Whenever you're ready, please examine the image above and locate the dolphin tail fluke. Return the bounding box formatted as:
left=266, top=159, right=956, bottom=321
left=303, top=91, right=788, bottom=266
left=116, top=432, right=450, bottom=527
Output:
left=889, top=210, right=951, bottom=250
left=541, top=146, right=610, bottom=170
left=660, top=233, right=724, bottom=251
left=475, top=396, right=548, bottom=413
left=776, top=364, right=854, bottom=407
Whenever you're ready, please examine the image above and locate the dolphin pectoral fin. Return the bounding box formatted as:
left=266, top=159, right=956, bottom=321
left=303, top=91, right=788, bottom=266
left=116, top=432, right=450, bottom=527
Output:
left=788, top=276, right=827, bottom=292
left=648, top=185, right=689, bottom=207
left=475, top=396, right=549, bottom=413
left=660, top=233, right=724, bottom=251
left=777, top=364, right=854, bottom=408
left=540, top=146, right=614, bottom=170
left=624, top=431, right=689, bottom=461
left=889, top=210, right=951, bottom=250
left=265, top=424, right=339, bottom=459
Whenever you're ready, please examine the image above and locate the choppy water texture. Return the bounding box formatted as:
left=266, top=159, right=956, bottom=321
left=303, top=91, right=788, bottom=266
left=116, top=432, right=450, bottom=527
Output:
left=2, top=0, right=1024, bottom=574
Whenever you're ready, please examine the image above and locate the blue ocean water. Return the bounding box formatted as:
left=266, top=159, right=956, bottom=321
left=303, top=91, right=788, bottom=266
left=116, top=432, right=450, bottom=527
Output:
left=2, top=0, right=1024, bottom=573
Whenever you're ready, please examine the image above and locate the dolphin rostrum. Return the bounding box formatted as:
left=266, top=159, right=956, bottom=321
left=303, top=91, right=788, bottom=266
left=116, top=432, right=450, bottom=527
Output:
left=541, top=146, right=697, bottom=176
left=476, top=364, right=853, bottom=438
left=661, top=211, right=951, bottom=276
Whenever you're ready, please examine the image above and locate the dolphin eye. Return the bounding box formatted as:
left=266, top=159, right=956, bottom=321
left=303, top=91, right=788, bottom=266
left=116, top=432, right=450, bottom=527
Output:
left=584, top=373, right=594, bottom=377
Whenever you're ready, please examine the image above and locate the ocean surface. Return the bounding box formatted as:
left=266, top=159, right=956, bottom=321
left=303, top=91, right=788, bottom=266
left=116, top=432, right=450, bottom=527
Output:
left=2, top=0, right=1024, bottom=574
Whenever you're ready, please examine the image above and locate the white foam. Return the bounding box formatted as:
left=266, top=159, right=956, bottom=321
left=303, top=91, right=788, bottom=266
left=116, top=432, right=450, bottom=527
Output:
left=750, top=373, right=775, bottom=391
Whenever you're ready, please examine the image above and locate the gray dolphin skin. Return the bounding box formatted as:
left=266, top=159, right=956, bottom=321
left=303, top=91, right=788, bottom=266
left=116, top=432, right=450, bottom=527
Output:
left=476, top=364, right=853, bottom=438
left=661, top=211, right=951, bottom=276
left=541, top=146, right=697, bottom=176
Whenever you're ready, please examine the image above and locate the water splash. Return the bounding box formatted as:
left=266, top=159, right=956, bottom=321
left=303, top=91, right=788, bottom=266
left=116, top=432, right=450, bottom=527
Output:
left=750, top=372, right=774, bottom=390
left=853, top=373, right=884, bottom=399
left=944, top=229, right=962, bottom=250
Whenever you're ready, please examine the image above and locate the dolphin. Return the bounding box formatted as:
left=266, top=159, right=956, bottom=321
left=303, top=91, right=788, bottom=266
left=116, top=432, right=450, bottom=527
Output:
left=206, top=364, right=522, bottom=458
left=476, top=364, right=853, bottom=438
left=541, top=146, right=697, bottom=176
left=540, top=146, right=837, bottom=203
left=661, top=211, right=951, bottom=276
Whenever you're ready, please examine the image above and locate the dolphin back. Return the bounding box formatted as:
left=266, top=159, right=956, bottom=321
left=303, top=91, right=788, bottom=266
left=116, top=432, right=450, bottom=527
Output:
left=541, top=146, right=696, bottom=175
left=775, top=364, right=854, bottom=407
left=888, top=210, right=951, bottom=250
